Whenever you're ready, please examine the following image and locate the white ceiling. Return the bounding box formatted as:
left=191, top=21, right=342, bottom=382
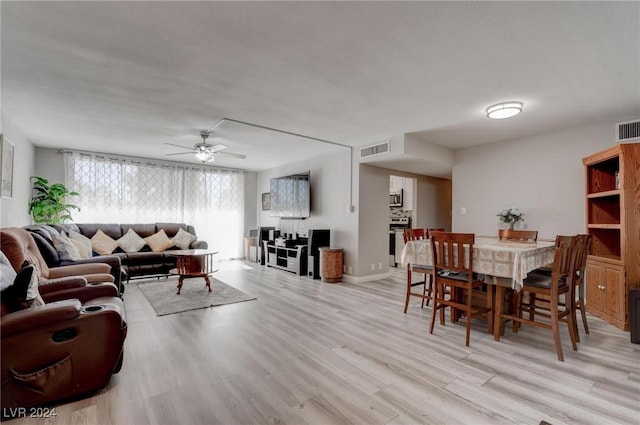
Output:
left=2, top=2, right=639, bottom=173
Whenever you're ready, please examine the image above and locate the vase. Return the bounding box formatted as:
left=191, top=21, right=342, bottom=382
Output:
left=508, top=222, right=515, bottom=230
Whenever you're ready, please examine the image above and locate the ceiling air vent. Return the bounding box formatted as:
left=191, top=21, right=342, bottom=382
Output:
left=616, top=119, right=640, bottom=142
left=360, top=141, right=390, bottom=158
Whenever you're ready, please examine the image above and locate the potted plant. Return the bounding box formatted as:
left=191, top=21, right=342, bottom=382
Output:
left=497, top=207, right=524, bottom=230
left=28, top=176, right=80, bottom=224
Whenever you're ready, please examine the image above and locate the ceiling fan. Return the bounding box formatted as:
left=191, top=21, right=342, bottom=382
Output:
left=165, top=131, right=246, bottom=163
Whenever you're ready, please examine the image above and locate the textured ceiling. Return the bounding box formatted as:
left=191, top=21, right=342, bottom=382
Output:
left=2, top=2, right=639, bottom=172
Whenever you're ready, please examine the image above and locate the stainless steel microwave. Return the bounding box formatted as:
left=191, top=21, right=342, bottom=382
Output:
left=390, top=190, right=403, bottom=207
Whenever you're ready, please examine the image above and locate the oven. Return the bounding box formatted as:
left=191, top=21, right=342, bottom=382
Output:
left=389, top=217, right=411, bottom=267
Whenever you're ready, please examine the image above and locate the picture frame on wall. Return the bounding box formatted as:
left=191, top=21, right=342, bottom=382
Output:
left=262, top=192, right=270, bottom=211
left=1, top=134, right=14, bottom=198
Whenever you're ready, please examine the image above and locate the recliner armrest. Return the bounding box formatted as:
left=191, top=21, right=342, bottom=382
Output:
left=1, top=299, right=81, bottom=337
left=41, top=283, right=119, bottom=304
left=48, top=263, right=111, bottom=278
left=62, top=255, right=123, bottom=289
left=38, top=276, right=88, bottom=295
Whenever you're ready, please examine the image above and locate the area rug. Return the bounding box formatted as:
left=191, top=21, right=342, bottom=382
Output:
left=137, top=277, right=256, bottom=316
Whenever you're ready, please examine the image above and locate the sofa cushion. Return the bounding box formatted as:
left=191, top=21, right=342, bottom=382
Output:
left=117, top=228, right=146, bottom=253
left=121, top=224, right=156, bottom=239
left=68, top=230, right=93, bottom=259
left=156, top=223, right=187, bottom=238
left=171, top=228, right=196, bottom=250
left=91, top=230, right=119, bottom=255
left=52, top=233, right=82, bottom=261
left=79, top=223, right=122, bottom=240
left=144, top=230, right=174, bottom=252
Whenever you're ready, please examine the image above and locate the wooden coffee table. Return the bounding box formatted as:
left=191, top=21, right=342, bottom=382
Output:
left=167, top=249, right=219, bottom=294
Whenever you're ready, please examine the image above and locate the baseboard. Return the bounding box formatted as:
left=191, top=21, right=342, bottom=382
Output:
left=341, top=271, right=391, bottom=284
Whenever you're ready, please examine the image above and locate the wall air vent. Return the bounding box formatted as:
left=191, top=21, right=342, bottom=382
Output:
left=616, top=119, right=640, bottom=142
left=360, top=141, right=390, bottom=158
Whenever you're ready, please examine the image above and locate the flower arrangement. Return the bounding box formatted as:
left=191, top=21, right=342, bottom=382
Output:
left=497, top=207, right=524, bottom=229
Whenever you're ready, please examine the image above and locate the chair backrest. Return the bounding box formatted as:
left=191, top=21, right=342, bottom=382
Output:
left=498, top=229, right=538, bottom=242
left=0, top=228, right=51, bottom=278
left=403, top=228, right=426, bottom=244
left=427, top=228, right=445, bottom=239
left=549, top=235, right=576, bottom=288
left=430, top=231, right=475, bottom=275
left=572, top=234, right=591, bottom=278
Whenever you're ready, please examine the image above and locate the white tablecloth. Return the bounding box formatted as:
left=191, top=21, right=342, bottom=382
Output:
left=400, top=237, right=556, bottom=290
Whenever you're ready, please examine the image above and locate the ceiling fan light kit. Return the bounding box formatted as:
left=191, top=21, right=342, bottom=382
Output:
left=195, top=150, right=214, bottom=162
left=165, top=130, right=246, bottom=163
left=486, top=101, right=523, bottom=119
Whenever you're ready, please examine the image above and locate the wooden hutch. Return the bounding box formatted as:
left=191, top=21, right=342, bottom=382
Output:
left=583, top=142, right=640, bottom=330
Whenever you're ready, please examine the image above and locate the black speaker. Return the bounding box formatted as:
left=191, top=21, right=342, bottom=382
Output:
left=307, top=229, right=330, bottom=279
left=258, top=227, right=275, bottom=265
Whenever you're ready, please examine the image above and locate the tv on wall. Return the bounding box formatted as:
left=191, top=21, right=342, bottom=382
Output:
left=270, top=172, right=310, bottom=219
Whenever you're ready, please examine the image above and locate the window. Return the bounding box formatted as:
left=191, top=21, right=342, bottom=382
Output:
left=65, top=152, right=244, bottom=260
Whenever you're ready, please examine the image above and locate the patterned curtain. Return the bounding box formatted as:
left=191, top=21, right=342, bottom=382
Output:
left=64, top=152, right=245, bottom=259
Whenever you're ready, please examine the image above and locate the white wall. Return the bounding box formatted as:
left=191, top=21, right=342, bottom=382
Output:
left=415, top=174, right=451, bottom=231
left=357, top=164, right=390, bottom=277
left=34, top=147, right=65, bottom=183
left=1, top=116, right=35, bottom=227
left=452, top=120, right=626, bottom=239
left=243, top=171, right=258, bottom=236
left=257, top=149, right=357, bottom=275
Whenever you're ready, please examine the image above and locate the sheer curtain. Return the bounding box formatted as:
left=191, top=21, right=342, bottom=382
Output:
left=65, top=152, right=244, bottom=260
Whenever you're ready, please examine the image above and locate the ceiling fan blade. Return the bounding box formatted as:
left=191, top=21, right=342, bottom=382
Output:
left=216, top=151, right=246, bottom=159
left=210, top=144, right=227, bottom=152
left=165, top=152, right=193, bottom=156
left=165, top=142, right=195, bottom=151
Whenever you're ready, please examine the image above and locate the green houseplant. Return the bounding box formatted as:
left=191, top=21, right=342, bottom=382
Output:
left=28, top=176, right=80, bottom=224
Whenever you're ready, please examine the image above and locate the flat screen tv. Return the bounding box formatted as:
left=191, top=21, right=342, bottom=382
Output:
left=270, top=172, right=310, bottom=219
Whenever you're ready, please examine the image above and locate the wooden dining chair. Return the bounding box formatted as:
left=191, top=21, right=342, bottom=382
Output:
left=525, top=234, right=591, bottom=341
left=495, top=235, right=578, bottom=361
left=402, top=228, right=431, bottom=313
left=571, top=234, right=592, bottom=339
left=428, top=231, right=493, bottom=347
left=497, top=229, right=538, bottom=329
left=498, top=229, right=538, bottom=242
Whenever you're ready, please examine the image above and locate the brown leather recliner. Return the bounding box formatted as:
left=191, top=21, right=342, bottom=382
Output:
left=1, top=296, right=127, bottom=410
left=1, top=228, right=118, bottom=301
left=0, top=241, right=128, bottom=411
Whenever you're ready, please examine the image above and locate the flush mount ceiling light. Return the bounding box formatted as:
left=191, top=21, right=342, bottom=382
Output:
left=486, top=101, right=523, bottom=119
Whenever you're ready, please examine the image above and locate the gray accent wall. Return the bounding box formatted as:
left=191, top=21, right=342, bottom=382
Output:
left=452, top=120, right=628, bottom=240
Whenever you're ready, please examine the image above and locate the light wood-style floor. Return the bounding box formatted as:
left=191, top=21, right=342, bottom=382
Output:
left=10, top=261, right=640, bottom=425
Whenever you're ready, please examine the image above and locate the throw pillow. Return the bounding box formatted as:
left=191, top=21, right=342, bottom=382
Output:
left=0, top=261, right=44, bottom=312
left=68, top=230, right=93, bottom=259
left=52, top=233, right=82, bottom=261
left=118, top=228, right=146, bottom=253
left=171, top=228, right=196, bottom=250
left=144, top=229, right=173, bottom=252
left=91, top=229, right=119, bottom=255
left=0, top=251, right=17, bottom=291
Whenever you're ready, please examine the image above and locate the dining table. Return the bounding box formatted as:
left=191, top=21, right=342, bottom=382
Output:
left=400, top=236, right=556, bottom=291
left=401, top=236, right=557, bottom=339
